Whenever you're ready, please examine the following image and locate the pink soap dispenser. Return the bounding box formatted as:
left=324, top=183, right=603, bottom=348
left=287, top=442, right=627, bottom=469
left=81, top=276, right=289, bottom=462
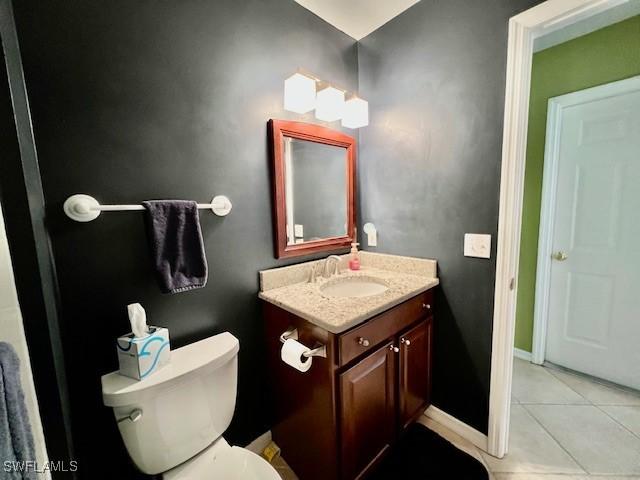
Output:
left=349, top=228, right=360, bottom=271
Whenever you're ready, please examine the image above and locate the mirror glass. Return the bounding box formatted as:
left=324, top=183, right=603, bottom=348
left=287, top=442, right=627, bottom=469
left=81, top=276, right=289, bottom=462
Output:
left=283, top=137, right=347, bottom=245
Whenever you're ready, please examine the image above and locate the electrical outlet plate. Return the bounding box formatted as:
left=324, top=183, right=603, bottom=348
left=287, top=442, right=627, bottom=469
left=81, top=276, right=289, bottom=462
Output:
left=464, top=233, right=491, bottom=259
left=363, top=222, right=377, bottom=247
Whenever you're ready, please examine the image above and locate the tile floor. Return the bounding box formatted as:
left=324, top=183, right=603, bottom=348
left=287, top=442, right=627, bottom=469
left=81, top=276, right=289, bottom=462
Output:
left=483, top=357, right=640, bottom=480
left=273, top=358, right=640, bottom=480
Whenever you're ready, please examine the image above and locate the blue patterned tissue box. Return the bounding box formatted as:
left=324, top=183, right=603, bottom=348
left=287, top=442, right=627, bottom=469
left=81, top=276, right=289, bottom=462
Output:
left=116, top=326, right=170, bottom=380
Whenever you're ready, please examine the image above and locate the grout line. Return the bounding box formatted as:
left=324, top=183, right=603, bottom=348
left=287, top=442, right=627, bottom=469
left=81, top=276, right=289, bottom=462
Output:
left=594, top=404, right=640, bottom=442
left=516, top=361, right=592, bottom=405
left=512, top=364, right=640, bottom=477
left=545, top=364, right=640, bottom=407
left=545, top=362, right=640, bottom=397
left=520, top=403, right=589, bottom=475
left=511, top=362, right=591, bottom=474
left=542, top=365, right=593, bottom=405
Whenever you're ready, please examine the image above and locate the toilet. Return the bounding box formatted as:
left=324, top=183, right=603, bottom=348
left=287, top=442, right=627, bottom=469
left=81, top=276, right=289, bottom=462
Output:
left=101, top=332, right=280, bottom=480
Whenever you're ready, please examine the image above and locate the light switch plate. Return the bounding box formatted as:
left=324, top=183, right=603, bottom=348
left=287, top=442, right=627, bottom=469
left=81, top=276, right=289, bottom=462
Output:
left=464, top=233, right=491, bottom=259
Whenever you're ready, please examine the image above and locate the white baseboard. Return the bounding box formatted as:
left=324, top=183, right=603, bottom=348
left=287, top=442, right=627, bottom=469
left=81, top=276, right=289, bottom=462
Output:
left=247, top=409, right=491, bottom=457
left=246, top=411, right=489, bottom=458
left=245, top=430, right=272, bottom=455
left=513, top=347, right=532, bottom=361
left=424, top=405, right=488, bottom=452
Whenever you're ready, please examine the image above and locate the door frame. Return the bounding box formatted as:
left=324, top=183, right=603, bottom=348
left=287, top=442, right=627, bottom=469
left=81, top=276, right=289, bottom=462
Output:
left=487, top=0, right=631, bottom=459
left=531, top=76, right=640, bottom=365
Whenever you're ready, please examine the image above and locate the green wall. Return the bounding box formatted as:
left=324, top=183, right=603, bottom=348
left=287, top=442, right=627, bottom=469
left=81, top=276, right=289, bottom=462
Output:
left=514, top=15, right=640, bottom=352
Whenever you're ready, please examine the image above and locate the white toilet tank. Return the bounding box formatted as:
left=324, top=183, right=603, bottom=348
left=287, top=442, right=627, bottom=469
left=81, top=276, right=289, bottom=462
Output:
left=102, top=332, right=240, bottom=475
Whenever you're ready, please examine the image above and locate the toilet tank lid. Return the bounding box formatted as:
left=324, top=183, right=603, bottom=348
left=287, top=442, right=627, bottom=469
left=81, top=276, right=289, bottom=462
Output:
left=101, top=332, right=239, bottom=407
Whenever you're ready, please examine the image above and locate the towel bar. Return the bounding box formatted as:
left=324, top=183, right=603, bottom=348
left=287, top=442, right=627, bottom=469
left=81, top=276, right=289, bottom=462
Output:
left=63, top=194, right=232, bottom=222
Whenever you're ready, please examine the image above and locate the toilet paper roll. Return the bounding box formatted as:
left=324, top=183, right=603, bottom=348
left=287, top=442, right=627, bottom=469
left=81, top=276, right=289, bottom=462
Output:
left=280, top=338, right=312, bottom=372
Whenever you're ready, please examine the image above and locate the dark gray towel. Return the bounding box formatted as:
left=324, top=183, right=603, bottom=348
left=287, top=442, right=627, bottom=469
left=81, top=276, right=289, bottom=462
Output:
left=0, top=342, right=36, bottom=480
left=142, top=200, right=208, bottom=294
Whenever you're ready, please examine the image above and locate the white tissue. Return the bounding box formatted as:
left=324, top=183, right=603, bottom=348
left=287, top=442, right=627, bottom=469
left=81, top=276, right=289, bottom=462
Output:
left=128, top=303, right=149, bottom=338
left=280, top=338, right=312, bottom=372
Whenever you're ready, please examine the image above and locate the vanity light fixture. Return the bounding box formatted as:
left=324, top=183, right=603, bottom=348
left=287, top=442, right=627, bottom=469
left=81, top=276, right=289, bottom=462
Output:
left=283, top=70, right=368, bottom=128
left=284, top=72, right=317, bottom=114
left=342, top=96, right=369, bottom=129
left=314, top=85, right=345, bottom=122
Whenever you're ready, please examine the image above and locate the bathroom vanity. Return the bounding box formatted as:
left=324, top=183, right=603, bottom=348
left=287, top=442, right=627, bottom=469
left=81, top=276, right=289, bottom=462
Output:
left=264, top=121, right=438, bottom=478
left=260, top=252, right=438, bottom=480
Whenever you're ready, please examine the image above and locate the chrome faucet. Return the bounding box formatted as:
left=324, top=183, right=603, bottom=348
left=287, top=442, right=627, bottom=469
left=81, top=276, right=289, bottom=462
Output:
left=323, top=255, right=342, bottom=278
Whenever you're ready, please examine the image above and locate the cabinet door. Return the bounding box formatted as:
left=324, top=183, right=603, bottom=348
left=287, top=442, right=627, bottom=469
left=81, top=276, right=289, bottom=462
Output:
left=339, top=341, right=396, bottom=480
left=399, top=319, right=432, bottom=428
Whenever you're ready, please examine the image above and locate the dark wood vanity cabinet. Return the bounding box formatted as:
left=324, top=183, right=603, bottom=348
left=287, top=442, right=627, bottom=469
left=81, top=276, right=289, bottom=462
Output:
left=398, top=319, right=432, bottom=428
left=263, top=288, right=434, bottom=480
left=339, top=341, right=397, bottom=480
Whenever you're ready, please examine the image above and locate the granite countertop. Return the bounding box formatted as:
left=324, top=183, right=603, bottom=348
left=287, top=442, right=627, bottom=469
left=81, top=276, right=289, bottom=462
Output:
left=259, top=252, right=439, bottom=334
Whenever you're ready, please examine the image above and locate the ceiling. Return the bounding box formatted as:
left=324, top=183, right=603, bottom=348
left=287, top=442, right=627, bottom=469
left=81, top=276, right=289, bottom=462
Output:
left=295, top=0, right=421, bottom=40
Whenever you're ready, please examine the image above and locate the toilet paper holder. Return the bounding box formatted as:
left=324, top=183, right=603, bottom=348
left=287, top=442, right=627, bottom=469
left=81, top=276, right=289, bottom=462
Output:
left=279, top=328, right=327, bottom=358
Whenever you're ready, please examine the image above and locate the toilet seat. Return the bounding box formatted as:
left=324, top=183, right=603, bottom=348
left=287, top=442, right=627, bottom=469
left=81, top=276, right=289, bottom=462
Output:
left=163, top=437, right=281, bottom=480
left=214, top=447, right=281, bottom=480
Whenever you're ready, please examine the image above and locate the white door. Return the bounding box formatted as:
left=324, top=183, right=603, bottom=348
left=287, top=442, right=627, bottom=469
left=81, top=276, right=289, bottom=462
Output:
left=543, top=77, right=640, bottom=390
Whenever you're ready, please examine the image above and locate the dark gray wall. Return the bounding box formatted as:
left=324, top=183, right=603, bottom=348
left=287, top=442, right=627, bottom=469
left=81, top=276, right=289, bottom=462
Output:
left=11, top=0, right=357, bottom=477
left=357, top=0, right=541, bottom=433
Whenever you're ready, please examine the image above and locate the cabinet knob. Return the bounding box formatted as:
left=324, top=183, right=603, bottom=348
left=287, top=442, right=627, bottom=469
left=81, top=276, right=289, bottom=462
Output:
left=422, top=303, right=431, bottom=310
left=357, top=337, right=370, bottom=347
left=401, top=337, right=411, bottom=346
left=388, top=345, right=399, bottom=353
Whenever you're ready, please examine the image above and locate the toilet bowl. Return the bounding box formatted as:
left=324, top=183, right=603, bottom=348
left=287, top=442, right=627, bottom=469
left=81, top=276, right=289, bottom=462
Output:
left=101, top=332, right=280, bottom=480
left=163, top=437, right=279, bottom=480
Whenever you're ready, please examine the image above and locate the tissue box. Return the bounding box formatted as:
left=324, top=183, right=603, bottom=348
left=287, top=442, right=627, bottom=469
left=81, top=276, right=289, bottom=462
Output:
left=116, top=326, right=170, bottom=380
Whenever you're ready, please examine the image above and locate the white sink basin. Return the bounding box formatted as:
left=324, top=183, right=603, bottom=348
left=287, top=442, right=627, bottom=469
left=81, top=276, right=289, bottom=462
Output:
left=320, top=276, right=389, bottom=298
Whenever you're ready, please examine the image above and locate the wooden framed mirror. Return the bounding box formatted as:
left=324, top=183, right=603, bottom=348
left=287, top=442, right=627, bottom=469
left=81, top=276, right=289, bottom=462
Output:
left=268, top=119, right=356, bottom=259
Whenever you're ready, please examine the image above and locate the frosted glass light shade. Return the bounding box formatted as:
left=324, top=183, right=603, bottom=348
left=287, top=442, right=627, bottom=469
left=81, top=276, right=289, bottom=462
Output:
left=315, top=86, right=345, bottom=122
left=342, top=97, right=369, bottom=129
left=284, top=73, right=316, bottom=114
